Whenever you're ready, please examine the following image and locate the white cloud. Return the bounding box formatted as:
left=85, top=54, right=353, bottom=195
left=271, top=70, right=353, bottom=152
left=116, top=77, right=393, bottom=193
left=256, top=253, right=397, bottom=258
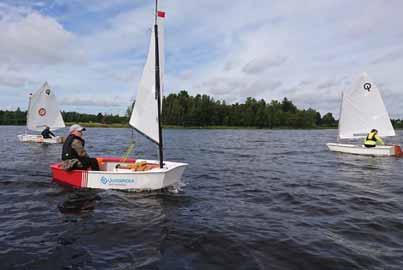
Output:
left=316, top=79, right=340, bottom=90
left=242, top=56, right=287, bottom=74
left=60, top=96, right=128, bottom=107
left=1, top=0, right=403, bottom=118
left=370, top=47, right=403, bottom=65
left=0, top=64, right=33, bottom=87
left=0, top=11, right=82, bottom=66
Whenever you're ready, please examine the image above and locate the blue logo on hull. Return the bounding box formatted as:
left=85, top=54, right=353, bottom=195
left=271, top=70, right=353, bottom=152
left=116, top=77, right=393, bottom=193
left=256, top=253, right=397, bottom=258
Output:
left=99, top=176, right=135, bottom=186
left=100, top=176, right=108, bottom=184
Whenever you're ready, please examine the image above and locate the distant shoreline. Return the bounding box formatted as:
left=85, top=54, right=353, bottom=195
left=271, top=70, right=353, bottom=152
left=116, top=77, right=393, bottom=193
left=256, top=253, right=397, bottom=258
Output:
left=162, top=125, right=338, bottom=130
left=3, top=124, right=403, bottom=130
left=0, top=123, right=338, bottom=130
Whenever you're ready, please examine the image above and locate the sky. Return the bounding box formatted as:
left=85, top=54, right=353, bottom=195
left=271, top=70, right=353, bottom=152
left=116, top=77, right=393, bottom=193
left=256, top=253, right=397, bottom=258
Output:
left=0, top=0, right=402, bottom=118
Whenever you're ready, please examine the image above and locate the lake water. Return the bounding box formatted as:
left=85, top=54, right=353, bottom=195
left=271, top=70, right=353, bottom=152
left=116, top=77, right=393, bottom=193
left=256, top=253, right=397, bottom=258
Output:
left=0, top=126, right=402, bottom=270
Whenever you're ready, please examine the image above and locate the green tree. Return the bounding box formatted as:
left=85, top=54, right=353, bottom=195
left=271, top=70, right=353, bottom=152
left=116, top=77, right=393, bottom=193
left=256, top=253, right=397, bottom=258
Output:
left=321, top=113, right=336, bottom=127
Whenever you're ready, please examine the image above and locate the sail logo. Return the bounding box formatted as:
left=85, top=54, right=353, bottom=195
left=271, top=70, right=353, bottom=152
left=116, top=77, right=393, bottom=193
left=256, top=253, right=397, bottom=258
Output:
left=99, top=176, right=134, bottom=186
left=38, top=108, right=47, bottom=116
left=363, top=82, right=371, bottom=92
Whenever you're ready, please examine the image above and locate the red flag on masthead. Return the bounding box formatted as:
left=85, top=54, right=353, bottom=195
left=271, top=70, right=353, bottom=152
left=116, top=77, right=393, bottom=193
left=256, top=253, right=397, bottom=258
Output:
left=157, top=11, right=165, bottom=18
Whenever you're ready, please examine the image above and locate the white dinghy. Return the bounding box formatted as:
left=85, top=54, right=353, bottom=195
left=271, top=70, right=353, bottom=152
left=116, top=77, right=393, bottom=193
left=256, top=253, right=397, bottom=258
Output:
left=327, top=73, right=401, bottom=157
left=51, top=2, right=188, bottom=191
left=17, top=82, right=65, bottom=144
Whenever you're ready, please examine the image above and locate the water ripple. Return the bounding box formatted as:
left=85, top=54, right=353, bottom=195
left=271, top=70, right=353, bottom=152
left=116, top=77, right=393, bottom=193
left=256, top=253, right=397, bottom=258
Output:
left=0, top=127, right=402, bottom=269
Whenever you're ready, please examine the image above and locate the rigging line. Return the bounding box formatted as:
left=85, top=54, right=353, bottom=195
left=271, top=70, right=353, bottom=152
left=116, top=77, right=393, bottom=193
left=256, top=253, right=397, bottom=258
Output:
left=121, top=127, right=136, bottom=162
left=121, top=142, right=135, bottom=163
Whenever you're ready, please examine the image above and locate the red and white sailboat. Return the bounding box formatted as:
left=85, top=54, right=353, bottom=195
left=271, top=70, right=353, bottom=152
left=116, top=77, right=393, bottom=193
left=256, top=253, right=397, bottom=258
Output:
left=51, top=2, right=188, bottom=190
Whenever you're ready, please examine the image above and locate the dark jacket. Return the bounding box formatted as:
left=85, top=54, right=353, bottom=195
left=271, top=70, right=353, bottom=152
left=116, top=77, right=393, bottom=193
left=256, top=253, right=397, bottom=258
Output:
left=62, top=134, right=87, bottom=161
left=41, top=128, right=55, bottom=139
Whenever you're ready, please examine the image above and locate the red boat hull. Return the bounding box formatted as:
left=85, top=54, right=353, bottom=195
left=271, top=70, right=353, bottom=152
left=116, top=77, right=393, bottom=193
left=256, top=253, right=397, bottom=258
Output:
left=51, top=157, right=136, bottom=188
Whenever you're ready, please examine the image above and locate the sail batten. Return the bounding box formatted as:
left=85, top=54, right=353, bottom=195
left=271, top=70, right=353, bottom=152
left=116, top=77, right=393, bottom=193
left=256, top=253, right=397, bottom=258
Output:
left=338, top=73, right=395, bottom=139
left=129, top=15, right=164, bottom=144
left=26, top=82, right=65, bottom=132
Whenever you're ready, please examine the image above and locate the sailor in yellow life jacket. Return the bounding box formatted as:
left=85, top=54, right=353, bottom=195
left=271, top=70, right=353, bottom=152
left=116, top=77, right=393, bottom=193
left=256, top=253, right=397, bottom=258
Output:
left=364, top=129, right=384, bottom=148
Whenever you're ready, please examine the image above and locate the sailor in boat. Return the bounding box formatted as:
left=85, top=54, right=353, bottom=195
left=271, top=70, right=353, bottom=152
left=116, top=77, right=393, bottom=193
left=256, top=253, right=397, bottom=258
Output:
left=61, top=124, right=100, bottom=171
left=364, top=129, right=384, bottom=148
left=41, top=126, right=55, bottom=139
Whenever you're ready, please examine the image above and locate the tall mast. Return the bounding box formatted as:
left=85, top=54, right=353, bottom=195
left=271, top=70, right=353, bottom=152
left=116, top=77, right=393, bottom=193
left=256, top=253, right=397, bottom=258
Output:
left=154, top=0, right=164, bottom=168
left=337, top=91, right=344, bottom=142
left=26, top=93, right=33, bottom=133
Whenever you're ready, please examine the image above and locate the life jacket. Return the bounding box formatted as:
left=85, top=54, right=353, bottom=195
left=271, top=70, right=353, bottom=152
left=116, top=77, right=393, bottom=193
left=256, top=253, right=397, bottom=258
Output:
left=364, top=131, right=377, bottom=145
left=62, top=134, right=85, bottom=161
left=366, top=131, right=377, bottom=142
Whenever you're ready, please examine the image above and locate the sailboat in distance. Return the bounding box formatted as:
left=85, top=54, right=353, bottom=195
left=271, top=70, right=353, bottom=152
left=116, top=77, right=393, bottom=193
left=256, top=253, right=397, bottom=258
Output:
left=17, top=82, right=65, bottom=144
left=51, top=1, right=188, bottom=191
left=327, top=73, right=402, bottom=156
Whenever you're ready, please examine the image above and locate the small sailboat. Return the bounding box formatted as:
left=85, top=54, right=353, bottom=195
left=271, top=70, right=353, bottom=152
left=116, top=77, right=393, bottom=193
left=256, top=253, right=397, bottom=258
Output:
left=17, top=82, right=65, bottom=144
left=51, top=2, right=188, bottom=191
left=327, top=73, right=402, bottom=156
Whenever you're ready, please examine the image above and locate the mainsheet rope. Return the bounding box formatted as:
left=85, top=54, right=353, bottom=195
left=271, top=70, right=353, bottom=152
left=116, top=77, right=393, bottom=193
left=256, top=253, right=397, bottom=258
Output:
left=121, top=142, right=135, bottom=162
left=120, top=128, right=136, bottom=162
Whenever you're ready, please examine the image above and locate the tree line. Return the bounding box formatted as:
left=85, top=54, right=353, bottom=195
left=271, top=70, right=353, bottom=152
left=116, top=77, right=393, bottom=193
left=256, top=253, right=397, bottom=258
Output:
left=162, top=91, right=338, bottom=128
left=1, top=91, right=403, bottom=129
left=0, top=109, right=128, bottom=126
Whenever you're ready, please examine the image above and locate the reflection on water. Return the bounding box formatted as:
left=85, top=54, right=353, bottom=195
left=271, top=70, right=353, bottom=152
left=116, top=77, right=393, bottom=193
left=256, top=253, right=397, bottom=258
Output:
left=0, top=126, right=402, bottom=269
left=58, top=189, right=101, bottom=214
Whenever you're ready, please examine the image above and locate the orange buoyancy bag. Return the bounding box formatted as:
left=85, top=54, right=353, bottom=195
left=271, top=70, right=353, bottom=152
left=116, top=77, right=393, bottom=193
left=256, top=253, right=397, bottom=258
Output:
left=394, top=145, right=402, bottom=157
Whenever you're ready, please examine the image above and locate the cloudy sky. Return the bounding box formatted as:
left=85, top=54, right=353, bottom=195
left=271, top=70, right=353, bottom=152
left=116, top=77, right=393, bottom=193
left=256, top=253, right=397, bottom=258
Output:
left=0, top=0, right=402, bottom=117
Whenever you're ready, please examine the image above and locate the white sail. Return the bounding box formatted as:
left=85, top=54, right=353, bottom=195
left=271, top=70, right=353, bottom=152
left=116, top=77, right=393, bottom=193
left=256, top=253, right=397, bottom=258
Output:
left=338, top=73, right=395, bottom=139
left=129, top=15, right=164, bottom=144
left=26, top=82, right=65, bottom=132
